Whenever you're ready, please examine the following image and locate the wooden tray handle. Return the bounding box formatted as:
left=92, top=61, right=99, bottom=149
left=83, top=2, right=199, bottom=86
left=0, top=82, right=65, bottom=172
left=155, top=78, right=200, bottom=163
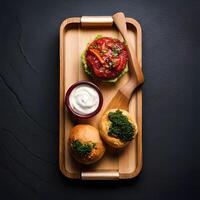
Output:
left=81, top=171, right=119, bottom=180
left=81, top=16, right=113, bottom=27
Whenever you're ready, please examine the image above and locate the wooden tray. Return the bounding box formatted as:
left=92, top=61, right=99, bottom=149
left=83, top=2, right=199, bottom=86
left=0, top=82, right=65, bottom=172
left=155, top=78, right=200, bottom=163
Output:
left=59, top=16, right=143, bottom=180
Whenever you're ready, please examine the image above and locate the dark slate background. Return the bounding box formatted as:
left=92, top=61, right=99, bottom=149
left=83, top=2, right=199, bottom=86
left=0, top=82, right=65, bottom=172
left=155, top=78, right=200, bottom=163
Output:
left=0, top=0, right=200, bottom=199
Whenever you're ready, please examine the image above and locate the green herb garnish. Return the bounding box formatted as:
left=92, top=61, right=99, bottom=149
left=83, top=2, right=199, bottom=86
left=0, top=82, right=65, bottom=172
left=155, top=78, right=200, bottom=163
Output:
left=108, top=110, right=135, bottom=142
left=112, top=46, right=121, bottom=57
left=92, top=44, right=98, bottom=49
left=108, top=61, right=114, bottom=69
left=71, top=140, right=96, bottom=157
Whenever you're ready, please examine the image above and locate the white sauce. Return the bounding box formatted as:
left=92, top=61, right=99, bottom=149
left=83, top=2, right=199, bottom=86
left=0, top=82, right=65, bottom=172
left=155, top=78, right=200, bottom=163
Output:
left=69, top=84, right=100, bottom=115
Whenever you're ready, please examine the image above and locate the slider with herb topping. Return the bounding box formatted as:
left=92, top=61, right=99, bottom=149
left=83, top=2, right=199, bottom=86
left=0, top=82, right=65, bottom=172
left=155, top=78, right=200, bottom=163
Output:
left=68, top=124, right=105, bottom=164
left=99, top=109, right=138, bottom=148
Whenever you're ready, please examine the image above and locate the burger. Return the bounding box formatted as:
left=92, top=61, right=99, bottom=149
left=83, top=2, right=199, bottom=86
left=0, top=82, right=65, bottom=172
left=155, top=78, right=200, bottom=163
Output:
left=99, top=109, right=138, bottom=148
left=81, top=36, right=129, bottom=83
left=68, top=124, right=105, bottom=164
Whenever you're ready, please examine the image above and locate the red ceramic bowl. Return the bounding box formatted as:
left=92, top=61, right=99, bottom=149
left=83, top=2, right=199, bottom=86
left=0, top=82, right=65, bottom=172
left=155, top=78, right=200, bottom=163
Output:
left=65, top=81, right=103, bottom=119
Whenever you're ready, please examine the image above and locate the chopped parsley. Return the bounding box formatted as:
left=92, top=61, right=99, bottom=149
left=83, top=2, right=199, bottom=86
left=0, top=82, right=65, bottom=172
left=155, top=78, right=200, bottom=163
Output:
left=112, top=46, right=121, bottom=57
left=92, top=44, right=98, bottom=49
left=71, top=140, right=96, bottom=157
left=108, top=110, right=135, bottom=142
left=108, top=61, right=114, bottom=69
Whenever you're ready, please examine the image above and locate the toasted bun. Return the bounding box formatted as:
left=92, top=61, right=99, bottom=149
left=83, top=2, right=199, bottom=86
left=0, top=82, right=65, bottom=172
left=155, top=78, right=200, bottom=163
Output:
left=68, top=124, right=105, bottom=165
left=99, top=109, right=138, bottom=149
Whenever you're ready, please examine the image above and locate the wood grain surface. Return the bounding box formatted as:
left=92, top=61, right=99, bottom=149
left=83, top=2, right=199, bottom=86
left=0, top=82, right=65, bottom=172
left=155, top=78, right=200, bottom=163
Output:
left=59, top=17, right=143, bottom=179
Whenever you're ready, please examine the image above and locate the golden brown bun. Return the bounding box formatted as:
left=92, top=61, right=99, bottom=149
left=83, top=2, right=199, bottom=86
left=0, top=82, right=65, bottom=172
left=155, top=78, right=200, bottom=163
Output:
left=68, top=124, right=105, bottom=165
left=99, top=109, right=138, bottom=149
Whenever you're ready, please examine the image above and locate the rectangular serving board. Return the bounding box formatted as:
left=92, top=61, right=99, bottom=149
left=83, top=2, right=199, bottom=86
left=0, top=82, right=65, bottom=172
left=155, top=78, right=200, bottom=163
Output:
left=59, top=16, right=143, bottom=180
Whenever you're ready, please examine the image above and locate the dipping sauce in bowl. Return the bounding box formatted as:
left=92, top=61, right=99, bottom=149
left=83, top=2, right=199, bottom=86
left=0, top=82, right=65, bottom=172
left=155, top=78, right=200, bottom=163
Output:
left=65, top=81, right=103, bottom=119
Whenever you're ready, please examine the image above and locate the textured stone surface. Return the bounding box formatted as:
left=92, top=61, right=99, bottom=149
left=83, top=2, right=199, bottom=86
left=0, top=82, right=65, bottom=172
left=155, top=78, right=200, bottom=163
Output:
left=0, top=0, right=199, bottom=199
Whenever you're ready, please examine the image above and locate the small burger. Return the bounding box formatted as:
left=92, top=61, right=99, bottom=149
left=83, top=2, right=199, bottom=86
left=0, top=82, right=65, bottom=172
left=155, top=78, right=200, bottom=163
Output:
left=81, top=36, right=129, bottom=83
left=68, top=124, right=105, bottom=164
left=99, top=109, right=138, bottom=148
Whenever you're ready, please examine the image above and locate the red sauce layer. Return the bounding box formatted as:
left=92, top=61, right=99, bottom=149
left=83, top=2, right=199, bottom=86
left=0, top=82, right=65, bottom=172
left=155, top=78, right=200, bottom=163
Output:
left=85, top=37, right=128, bottom=79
